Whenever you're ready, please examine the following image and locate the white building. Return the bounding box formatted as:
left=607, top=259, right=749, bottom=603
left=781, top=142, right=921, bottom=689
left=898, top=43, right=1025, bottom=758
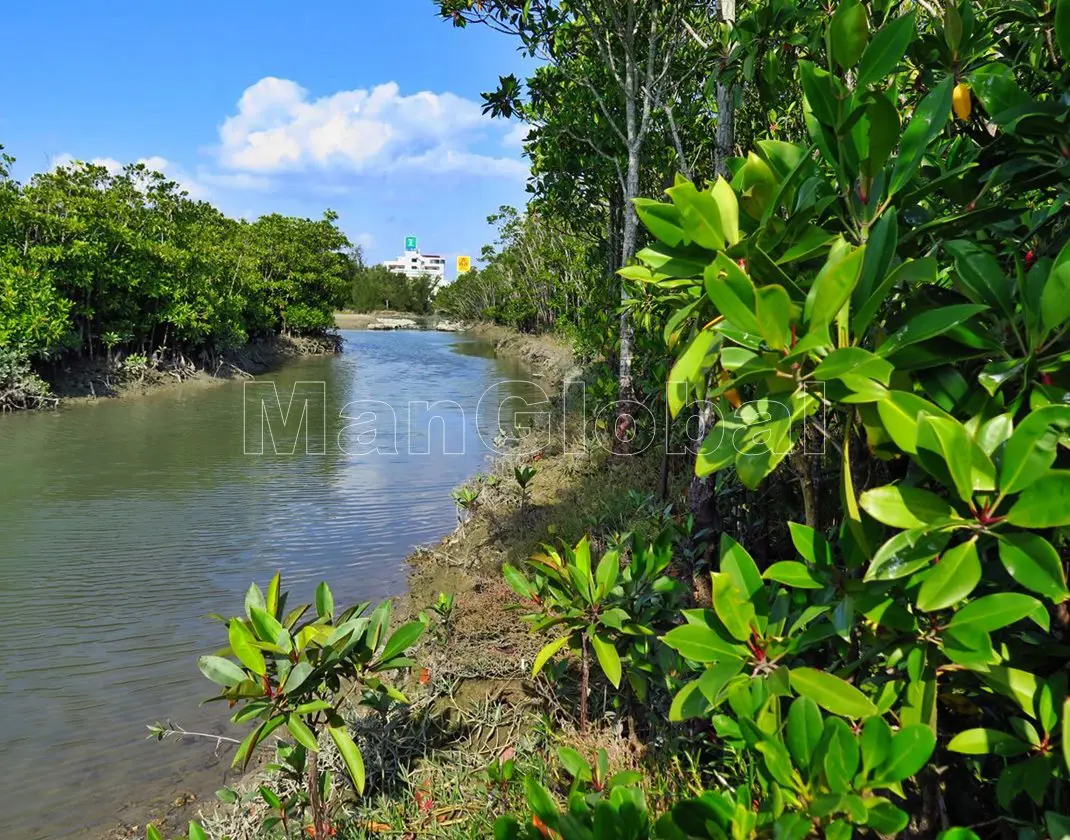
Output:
left=382, top=250, right=446, bottom=284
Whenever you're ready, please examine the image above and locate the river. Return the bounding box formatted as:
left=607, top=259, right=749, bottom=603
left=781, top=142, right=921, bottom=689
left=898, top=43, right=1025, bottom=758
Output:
left=0, top=329, right=547, bottom=839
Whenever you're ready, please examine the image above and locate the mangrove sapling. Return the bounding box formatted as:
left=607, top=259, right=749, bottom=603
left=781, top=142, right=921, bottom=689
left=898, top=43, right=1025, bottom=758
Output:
left=428, top=591, right=457, bottom=645
left=514, top=464, right=537, bottom=512
left=451, top=485, right=480, bottom=535
left=185, top=573, right=425, bottom=838
left=145, top=822, right=207, bottom=840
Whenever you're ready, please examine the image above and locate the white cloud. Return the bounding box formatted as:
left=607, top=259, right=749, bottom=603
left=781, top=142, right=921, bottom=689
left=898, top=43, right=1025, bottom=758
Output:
left=216, top=77, right=526, bottom=179
left=502, top=122, right=531, bottom=148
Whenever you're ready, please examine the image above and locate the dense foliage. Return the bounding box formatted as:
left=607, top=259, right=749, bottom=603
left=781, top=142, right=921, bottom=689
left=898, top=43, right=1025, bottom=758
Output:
left=0, top=150, right=349, bottom=407
left=343, top=246, right=438, bottom=315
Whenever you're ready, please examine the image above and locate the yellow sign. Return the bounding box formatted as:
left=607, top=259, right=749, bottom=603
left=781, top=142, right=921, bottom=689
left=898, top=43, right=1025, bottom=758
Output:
left=456, top=255, right=472, bottom=274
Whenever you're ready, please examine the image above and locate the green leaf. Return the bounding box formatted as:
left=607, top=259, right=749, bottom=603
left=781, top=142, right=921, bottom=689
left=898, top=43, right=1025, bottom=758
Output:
left=287, top=713, right=319, bottom=752
left=949, top=593, right=1047, bottom=635
left=328, top=724, right=366, bottom=795
left=669, top=678, right=710, bottom=722
left=710, top=177, right=740, bottom=246
left=859, top=484, right=957, bottom=529
left=665, top=181, right=724, bottom=250
left=864, top=94, right=901, bottom=178
left=667, top=329, right=717, bottom=417
left=1006, top=470, right=1070, bottom=528
left=502, top=564, right=537, bottom=600
left=704, top=261, right=761, bottom=336
left=245, top=582, right=266, bottom=618
left=697, top=658, right=747, bottom=705
left=375, top=620, right=425, bottom=665
left=947, top=728, right=1030, bottom=757
left=712, top=573, right=756, bottom=641
left=861, top=716, right=891, bottom=775
left=916, top=539, right=981, bottom=612
left=790, top=667, right=877, bottom=718
left=1057, top=0, right=1070, bottom=60
left=662, top=623, right=746, bottom=663
left=982, top=667, right=1042, bottom=718
left=786, top=696, right=824, bottom=773
left=532, top=636, right=570, bottom=677
left=265, top=572, right=281, bottom=618
left=799, top=61, right=841, bottom=128
left=755, top=284, right=794, bottom=350
left=945, top=241, right=1014, bottom=322
left=1041, top=238, right=1070, bottom=334
left=283, top=660, right=313, bottom=694
left=999, top=406, right=1070, bottom=494
left=856, top=10, right=917, bottom=88
left=764, top=561, right=824, bottom=589
left=228, top=619, right=267, bottom=676
left=915, top=415, right=978, bottom=502
left=590, top=632, right=622, bottom=688
left=315, top=582, right=334, bottom=619
left=876, top=724, right=935, bottom=782
left=824, top=717, right=860, bottom=794
left=147, top=827, right=163, bottom=840
left=998, top=533, right=1069, bottom=602
left=866, top=527, right=950, bottom=582
left=249, top=605, right=284, bottom=645
left=889, top=76, right=954, bottom=198
left=556, top=746, right=592, bottom=782
left=188, top=822, right=208, bottom=840
left=1063, top=699, right=1070, bottom=772
left=634, top=198, right=686, bottom=248
left=594, top=550, right=619, bottom=599
left=876, top=390, right=947, bottom=454
left=197, top=655, right=247, bottom=688
left=814, top=347, right=894, bottom=385
left=1046, top=811, right=1070, bottom=840
left=523, top=778, right=557, bottom=825
left=804, top=244, right=865, bottom=334
left=719, top=533, right=765, bottom=604
left=878, top=304, right=988, bottom=359
left=830, top=0, right=869, bottom=69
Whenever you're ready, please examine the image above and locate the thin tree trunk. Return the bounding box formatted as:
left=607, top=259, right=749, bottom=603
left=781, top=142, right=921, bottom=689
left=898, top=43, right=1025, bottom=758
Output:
left=579, top=635, right=590, bottom=733
left=714, top=0, right=737, bottom=179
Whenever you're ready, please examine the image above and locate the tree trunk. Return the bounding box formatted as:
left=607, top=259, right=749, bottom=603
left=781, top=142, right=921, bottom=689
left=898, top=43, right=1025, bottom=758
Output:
left=579, top=634, right=590, bottom=733
left=714, top=0, right=737, bottom=179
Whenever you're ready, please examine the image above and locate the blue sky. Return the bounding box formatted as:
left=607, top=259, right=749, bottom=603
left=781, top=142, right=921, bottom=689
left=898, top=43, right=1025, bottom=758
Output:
left=0, top=0, right=534, bottom=277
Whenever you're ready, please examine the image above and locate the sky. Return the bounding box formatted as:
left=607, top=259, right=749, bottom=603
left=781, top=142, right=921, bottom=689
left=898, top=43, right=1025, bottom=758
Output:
left=0, top=0, right=534, bottom=279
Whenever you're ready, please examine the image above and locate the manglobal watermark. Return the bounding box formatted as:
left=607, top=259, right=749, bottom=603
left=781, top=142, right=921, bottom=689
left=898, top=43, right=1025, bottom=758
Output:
left=242, top=379, right=826, bottom=458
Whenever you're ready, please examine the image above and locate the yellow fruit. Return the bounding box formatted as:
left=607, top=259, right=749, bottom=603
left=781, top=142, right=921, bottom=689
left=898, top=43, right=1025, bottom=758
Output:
left=953, top=82, right=972, bottom=121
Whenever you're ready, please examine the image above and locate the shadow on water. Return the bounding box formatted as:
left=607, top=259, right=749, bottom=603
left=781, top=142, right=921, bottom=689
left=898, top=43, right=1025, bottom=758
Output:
left=0, top=329, right=545, bottom=839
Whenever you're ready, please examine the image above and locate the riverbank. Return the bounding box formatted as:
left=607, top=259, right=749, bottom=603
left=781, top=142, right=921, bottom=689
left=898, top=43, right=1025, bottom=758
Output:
left=13, top=333, right=341, bottom=413
left=333, top=310, right=464, bottom=331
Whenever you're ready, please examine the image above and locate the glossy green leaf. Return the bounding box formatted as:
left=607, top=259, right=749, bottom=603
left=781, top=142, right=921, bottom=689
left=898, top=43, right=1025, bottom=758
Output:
left=249, top=606, right=284, bottom=646
left=824, top=718, right=860, bottom=793
left=712, top=573, right=755, bottom=642
left=662, top=623, right=746, bottom=663
left=376, top=620, right=425, bottom=665
left=916, top=415, right=978, bottom=502
left=755, top=284, right=794, bottom=350
left=590, top=632, right=622, bottom=688
left=999, top=406, right=1070, bottom=494
left=804, top=244, right=865, bottom=334
left=997, top=533, right=1069, bottom=602
left=949, top=593, right=1047, bottom=635
left=1006, top=470, right=1070, bottom=528
left=188, top=823, right=208, bottom=840
left=502, top=564, right=537, bottom=600
left=830, top=0, right=869, bottom=69
left=328, top=724, right=366, bottom=794
left=889, top=77, right=954, bottom=197
left=666, top=181, right=724, bottom=251
left=197, top=655, right=247, bottom=688
left=856, top=10, right=916, bottom=88
left=764, top=561, right=824, bottom=589
left=945, top=240, right=1014, bottom=321
left=532, top=635, right=569, bottom=677
left=859, top=484, right=957, bottom=529
left=860, top=716, right=891, bottom=775
left=947, top=728, right=1031, bottom=756
left=634, top=199, right=686, bottom=248
left=878, top=304, right=988, bottom=359
left=865, top=527, right=950, bottom=582
left=704, top=262, right=761, bottom=336
left=916, top=539, right=981, bottom=612
left=315, top=582, right=334, bottom=619
left=790, top=667, right=877, bottom=718
left=287, top=713, right=319, bottom=752
left=667, top=329, right=717, bottom=417
left=228, top=619, right=267, bottom=676
left=1041, top=238, right=1070, bottom=334
left=876, top=390, right=947, bottom=454
left=786, top=696, right=823, bottom=773
left=877, top=725, right=935, bottom=782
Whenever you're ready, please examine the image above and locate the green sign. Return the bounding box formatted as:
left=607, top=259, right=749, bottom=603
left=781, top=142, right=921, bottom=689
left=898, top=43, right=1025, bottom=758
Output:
left=405, top=235, right=417, bottom=252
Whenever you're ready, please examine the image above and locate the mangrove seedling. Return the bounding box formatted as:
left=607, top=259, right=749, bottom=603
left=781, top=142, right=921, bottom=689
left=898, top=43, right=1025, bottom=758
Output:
left=189, top=573, right=425, bottom=838
left=514, top=464, right=537, bottom=511
left=451, top=485, right=480, bottom=535
left=428, top=591, right=456, bottom=644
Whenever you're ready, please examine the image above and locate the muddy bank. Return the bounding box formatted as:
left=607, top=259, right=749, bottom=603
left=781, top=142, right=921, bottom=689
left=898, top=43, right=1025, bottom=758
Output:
left=35, top=333, right=341, bottom=410
left=333, top=311, right=464, bottom=331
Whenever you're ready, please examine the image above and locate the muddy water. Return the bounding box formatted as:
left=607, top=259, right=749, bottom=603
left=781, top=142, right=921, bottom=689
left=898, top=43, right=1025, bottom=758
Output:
left=0, top=330, right=549, bottom=839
